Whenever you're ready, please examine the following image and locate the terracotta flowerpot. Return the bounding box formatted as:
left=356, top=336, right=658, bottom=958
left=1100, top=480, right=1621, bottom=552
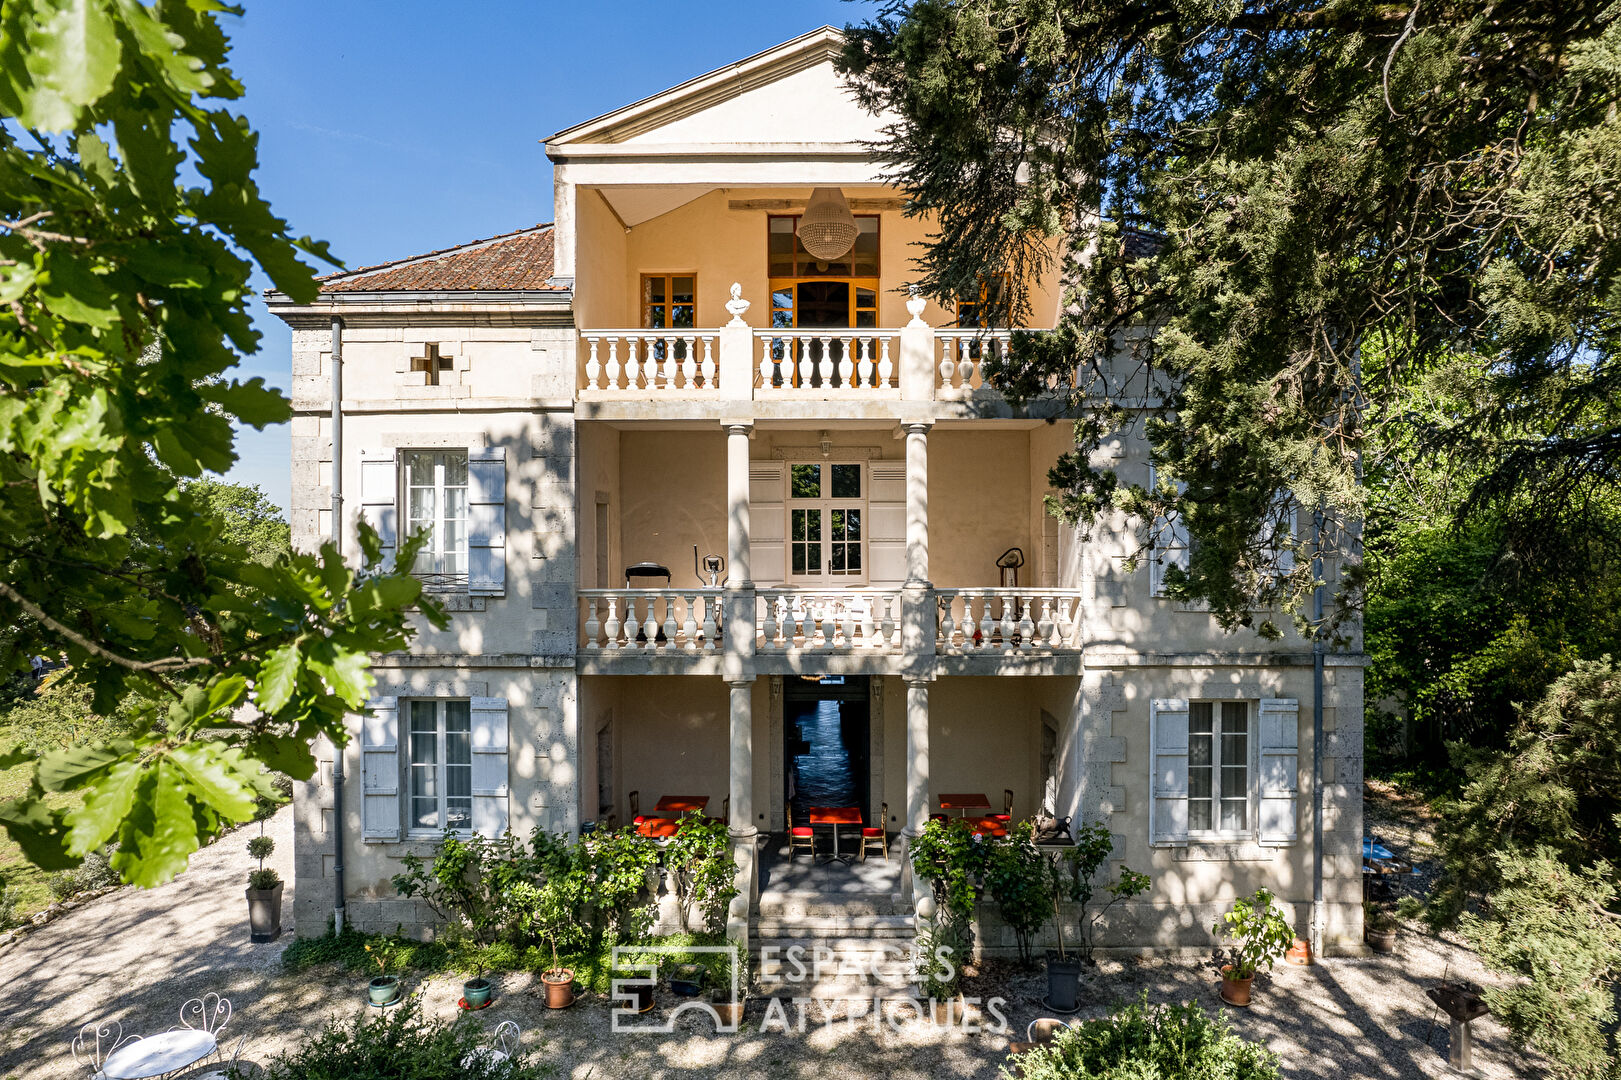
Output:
left=1218, top=965, right=1254, bottom=1007
left=542, top=968, right=575, bottom=1009
left=1365, top=927, right=1398, bottom=954
left=930, top=997, right=965, bottom=1025
left=711, top=997, right=744, bottom=1027
left=1285, top=938, right=1312, bottom=966
left=245, top=882, right=283, bottom=943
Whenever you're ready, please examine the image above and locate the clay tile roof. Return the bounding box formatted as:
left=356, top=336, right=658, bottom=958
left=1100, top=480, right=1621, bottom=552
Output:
left=317, top=224, right=562, bottom=292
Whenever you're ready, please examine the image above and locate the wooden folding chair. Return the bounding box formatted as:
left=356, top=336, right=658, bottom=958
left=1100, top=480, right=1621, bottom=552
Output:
left=787, top=805, right=816, bottom=859
left=629, top=790, right=649, bottom=827
left=991, top=788, right=1013, bottom=823
left=859, top=802, right=889, bottom=861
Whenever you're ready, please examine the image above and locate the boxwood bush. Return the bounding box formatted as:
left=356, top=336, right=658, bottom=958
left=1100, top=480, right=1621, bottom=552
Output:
left=255, top=996, right=545, bottom=1080
left=1008, top=997, right=1279, bottom=1080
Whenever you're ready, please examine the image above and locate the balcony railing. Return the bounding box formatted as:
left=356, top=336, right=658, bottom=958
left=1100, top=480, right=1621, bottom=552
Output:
left=578, top=586, right=1086, bottom=657
left=754, top=331, right=900, bottom=393
left=935, top=329, right=1012, bottom=393
left=936, top=589, right=1084, bottom=652
left=581, top=331, right=720, bottom=393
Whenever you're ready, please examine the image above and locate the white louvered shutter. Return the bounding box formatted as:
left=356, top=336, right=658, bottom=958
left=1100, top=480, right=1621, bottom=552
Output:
left=1148, top=466, right=1188, bottom=597
left=1258, top=698, right=1300, bottom=845
left=867, top=461, right=906, bottom=586
left=469, top=696, right=510, bottom=838
left=467, top=447, right=507, bottom=596
left=360, top=694, right=400, bottom=842
left=749, top=462, right=786, bottom=583
left=1149, top=698, right=1190, bottom=846
left=358, top=449, right=398, bottom=570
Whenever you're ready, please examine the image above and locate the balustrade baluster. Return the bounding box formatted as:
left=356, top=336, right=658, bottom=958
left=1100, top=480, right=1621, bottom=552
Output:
left=879, top=337, right=894, bottom=387
left=622, top=596, right=641, bottom=650
left=604, top=596, right=622, bottom=649
left=682, top=595, right=698, bottom=651
left=976, top=594, right=994, bottom=649
left=999, top=595, right=1016, bottom=645
left=661, top=596, right=678, bottom=650
left=701, top=595, right=718, bottom=650
left=585, top=338, right=601, bottom=388
left=1018, top=599, right=1036, bottom=651
left=1058, top=597, right=1075, bottom=646
left=938, top=595, right=955, bottom=649
left=584, top=598, right=600, bottom=649
left=857, top=337, right=875, bottom=387
left=842, top=599, right=857, bottom=648
left=701, top=336, right=717, bottom=388
left=605, top=338, right=621, bottom=389
left=860, top=596, right=876, bottom=646
left=939, top=337, right=956, bottom=389
left=1037, top=598, right=1055, bottom=648
left=835, top=336, right=853, bottom=387
left=759, top=594, right=777, bottom=649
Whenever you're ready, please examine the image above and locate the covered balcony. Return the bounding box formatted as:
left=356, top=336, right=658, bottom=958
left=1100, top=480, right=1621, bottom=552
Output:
left=574, top=418, right=1087, bottom=674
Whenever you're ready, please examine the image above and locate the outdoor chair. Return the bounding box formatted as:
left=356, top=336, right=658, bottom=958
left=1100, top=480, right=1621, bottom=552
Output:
left=191, top=1035, right=248, bottom=1080
left=462, top=1021, right=520, bottom=1068
left=990, top=789, right=1013, bottom=823
left=859, top=802, right=888, bottom=861
left=628, top=790, right=649, bottom=827
left=707, top=795, right=730, bottom=826
left=787, top=805, right=816, bottom=859
left=176, top=993, right=232, bottom=1037
left=71, top=1020, right=141, bottom=1080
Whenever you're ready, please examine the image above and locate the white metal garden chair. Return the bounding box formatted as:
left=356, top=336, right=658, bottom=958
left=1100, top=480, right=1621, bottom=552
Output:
left=175, top=993, right=232, bottom=1038
left=71, top=1020, right=142, bottom=1080
left=461, top=1021, right=520, bottom=1068
left=187, top=1035, right=248, bottom=1080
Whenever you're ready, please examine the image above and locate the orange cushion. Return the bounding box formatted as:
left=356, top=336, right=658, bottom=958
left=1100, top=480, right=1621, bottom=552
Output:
left=861, top=827, right=884, bottom=837
left=790, top=827, right=814, bottom=837
left=989, top=813, right=1011, bottom=822
left=633, top=816, right=650, bottom=824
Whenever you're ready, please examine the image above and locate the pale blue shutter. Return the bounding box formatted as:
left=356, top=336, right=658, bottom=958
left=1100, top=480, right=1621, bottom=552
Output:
left=1149, top=698, right=1190, bottom=846
left=358, top=449, right=398, bottom=570
left=1258, top=698, right=1300, bottom=845
left=467, top=448, right=506, bottom=596
left=360, top=694, right=400, bottom=842
left=470, top=696, right=509, bottom=838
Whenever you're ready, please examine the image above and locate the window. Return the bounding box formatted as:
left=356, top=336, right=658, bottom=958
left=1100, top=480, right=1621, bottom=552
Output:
left=768, top=215, right=879, bottom=280
left=787, top=462, right=865, bottom=580
left=955, top=274, right=1009, bottom=328
left=641, top=274, right=696, bottom=331
left=1188, top=701, right=1249, bottom=833
left=407, top=700, right=472, bottom=833
left=402, top=450, right=468, bottom=587
left=409, top=343, right=455, bottom=386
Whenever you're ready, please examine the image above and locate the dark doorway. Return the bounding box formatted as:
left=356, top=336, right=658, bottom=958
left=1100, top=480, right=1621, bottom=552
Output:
left=784, top=676, right=870, bottom=827
left=795, top=281, right=850, bottom=327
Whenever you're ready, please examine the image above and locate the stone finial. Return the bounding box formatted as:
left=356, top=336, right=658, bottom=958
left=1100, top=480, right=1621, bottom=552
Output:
left=906, top=285, right=928, bottom=328
left=725, top=282, right=751, bottom=326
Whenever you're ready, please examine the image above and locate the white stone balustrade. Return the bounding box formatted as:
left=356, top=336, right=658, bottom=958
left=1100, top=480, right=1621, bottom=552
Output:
left=755, top=589, right=903, bottom=650
left=579, top=589, right=723, bottom=651
left=580, top=331, right=719, bottom=392
left=935, top=329, right=1013, bottom=393
left=934, top=589, right=1083, bottom=652
left=754, top=330, right=899, bottom=392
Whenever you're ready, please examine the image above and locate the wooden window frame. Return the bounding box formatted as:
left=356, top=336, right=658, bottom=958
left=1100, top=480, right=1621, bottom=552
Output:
left=785, top=461, right=868, bottom=585
left=640, top=273, right=698, bottom=331
left=1187, top=700, right=1254, bottom=839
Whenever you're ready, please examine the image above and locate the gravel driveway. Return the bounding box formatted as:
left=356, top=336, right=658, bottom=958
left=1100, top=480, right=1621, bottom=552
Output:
left=0, top=796, right=1543, bottom=1080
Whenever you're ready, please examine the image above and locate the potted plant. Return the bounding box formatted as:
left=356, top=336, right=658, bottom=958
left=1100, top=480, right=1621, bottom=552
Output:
left=1364, top=900, right=1398, bottom=954
left=363, top=942, right=401, bottom=1005
left=463, top=964, right=494, bottom=1009
left=611, top=967, right=655, bottom=1014
left=709, top=951, right=748, bottom=1028
left=1043, top=824, right=1153, bottom=1013
left=244, top=833, right=282, bottom=943
left=1211, top=887, right=1295, bottom=1006
left=670, top=962, right=705, bottom=997
left=915, top=919, right=966, bottom=1025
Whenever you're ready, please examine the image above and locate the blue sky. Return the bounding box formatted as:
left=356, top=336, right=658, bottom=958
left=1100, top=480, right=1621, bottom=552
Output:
left=221, top=1, right=875, bottom=512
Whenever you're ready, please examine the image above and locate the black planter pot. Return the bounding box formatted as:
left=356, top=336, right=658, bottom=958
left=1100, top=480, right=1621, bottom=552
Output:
left=246, top=882, right=283, bottom=943
left=1045, top=950, right=1083, bottom=1013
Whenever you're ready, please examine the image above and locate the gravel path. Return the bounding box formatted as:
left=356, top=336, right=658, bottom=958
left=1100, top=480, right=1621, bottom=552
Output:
left=0, top=792, right=1545, bottom=1080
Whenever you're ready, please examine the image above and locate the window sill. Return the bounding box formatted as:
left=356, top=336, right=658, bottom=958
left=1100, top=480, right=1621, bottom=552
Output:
left=1171, top=839, right=1277, bottom=862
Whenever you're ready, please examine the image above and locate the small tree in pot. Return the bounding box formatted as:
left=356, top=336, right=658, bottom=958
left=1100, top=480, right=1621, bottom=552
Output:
left=1212, top=887, right=1295, bottom=1006
left=245, top=833, right=282, bottom=943
left=1043, top=823, right=1152, bottom=1012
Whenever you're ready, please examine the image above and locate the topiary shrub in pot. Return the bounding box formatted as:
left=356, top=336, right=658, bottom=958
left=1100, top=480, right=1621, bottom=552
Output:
left=245, top=833, right=283, bottom=943
left=1211, top=887, right=1295, bottom=1006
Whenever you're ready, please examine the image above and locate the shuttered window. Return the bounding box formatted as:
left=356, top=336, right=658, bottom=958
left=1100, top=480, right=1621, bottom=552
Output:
left=407, top=700, right=473, bottom=833
left=1189, top=701, right=1249, bottom=834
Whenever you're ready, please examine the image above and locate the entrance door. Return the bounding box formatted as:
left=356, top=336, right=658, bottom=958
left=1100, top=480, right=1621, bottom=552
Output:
left=784, top=676, right=871, bottom=829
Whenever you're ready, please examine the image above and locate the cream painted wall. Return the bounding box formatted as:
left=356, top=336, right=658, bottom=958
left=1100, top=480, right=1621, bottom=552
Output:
left=576, top=187, right=1061, bottom=333
left=618, top=429, right=727, bottom=586
left=576, top=422, right=622, bottom=589
left=927, top=428, right=1033, bottom=588
left=608, top=676, right=732, bottom=817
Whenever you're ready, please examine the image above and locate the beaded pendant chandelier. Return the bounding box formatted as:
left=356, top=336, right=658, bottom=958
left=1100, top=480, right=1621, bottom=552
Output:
left=797, top=187, right=859, bottom=261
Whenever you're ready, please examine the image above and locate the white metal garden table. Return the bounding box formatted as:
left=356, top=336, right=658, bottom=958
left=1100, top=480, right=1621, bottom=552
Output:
left=100, top=1029, right=217, bottom=1079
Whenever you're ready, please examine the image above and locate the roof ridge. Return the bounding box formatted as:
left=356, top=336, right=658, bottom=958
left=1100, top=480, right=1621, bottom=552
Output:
left=318, top=222, right=554, bottom=283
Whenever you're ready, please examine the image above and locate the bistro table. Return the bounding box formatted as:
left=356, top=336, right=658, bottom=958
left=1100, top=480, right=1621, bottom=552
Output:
left=102, top=1029, right=217, bottom=1080
left=808, top=806, right=863, bottom=861
left=653, top=795, right=710, bottom=815
left=938, top=793, right=992, bottom=817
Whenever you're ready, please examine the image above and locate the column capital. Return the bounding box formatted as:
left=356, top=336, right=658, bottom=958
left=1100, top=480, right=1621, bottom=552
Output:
left=903, top=674, right=934, bottom=689
left=728, top=677, right=755, bottom=690
left=722, top=420, right=755, bottom=436
left=901, top=419, right=934, bottom=436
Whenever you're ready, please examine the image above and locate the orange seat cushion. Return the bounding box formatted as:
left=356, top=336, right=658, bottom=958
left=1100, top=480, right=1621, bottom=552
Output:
left=989, top=813, right=1012, bottom=822
left=861, top=827, right=884, bottom=837
left=790, top=827, right=814, bottom=837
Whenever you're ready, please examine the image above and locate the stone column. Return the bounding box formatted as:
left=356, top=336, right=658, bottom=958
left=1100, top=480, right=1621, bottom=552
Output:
left=725, top=422, right=753, bottom=588
left=901, top=675, right=934, bottom=918
left=904, top=421, right=932, bottom=586
left=727, top=678, right=759, bottom=949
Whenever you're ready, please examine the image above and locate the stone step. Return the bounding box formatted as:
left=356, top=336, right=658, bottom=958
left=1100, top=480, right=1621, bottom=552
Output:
left=752, top=914, right=915, bottom=939
left=754, top=892, right=910, bottom=918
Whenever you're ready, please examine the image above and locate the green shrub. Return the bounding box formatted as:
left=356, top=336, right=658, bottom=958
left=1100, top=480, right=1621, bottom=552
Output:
left=1007, top=997, right=1280, bottom=1080
left=1054, top=823, right=1152, bottom=964
left=46, top=846, right=120, bottom=901
left=980, top=821, right=1053, bottom=964
left=908, top=817, right=986, bottom=924
left=1212, top=887, right=1295, bottom=981
left=256, top=994, right=546, bottom=1080
left=0, top=884, right=18, bottom=932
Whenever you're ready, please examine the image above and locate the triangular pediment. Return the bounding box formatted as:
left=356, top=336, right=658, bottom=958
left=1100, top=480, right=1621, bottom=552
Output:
left=546, top=27, right=890, bottom=150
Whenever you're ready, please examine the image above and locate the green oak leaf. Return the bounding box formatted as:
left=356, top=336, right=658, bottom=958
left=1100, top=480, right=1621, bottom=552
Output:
left=169, top=742, right=259, bottom=822
left=255, top=643, right=301, bottom=714
left=64, top=759, right=142, bottom=855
